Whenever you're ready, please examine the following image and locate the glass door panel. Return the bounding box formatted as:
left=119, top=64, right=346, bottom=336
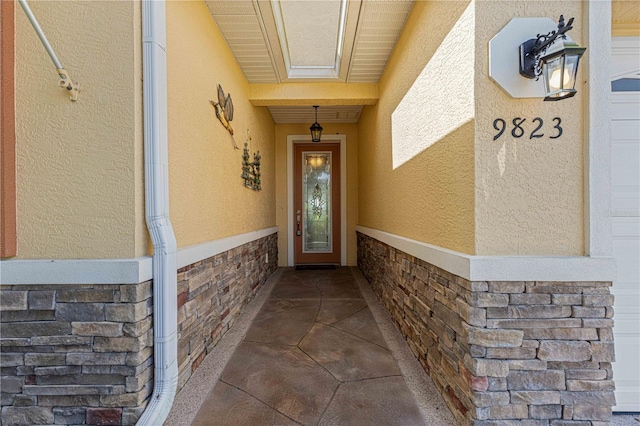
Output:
left=303, top=152, right=332, bottom=253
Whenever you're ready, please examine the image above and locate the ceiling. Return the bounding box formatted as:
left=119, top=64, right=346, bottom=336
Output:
left=205, top=0, right=414, bottom=123
left=268, top=105, right=363, bottom=124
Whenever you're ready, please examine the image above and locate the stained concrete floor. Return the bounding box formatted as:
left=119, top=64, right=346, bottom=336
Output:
left=167, top=267, right=454, bottom=426
left=167, top=267, right=639, bottom=426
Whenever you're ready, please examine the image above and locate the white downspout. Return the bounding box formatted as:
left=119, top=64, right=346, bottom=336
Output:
left=137, top=1, right=178, bottom=425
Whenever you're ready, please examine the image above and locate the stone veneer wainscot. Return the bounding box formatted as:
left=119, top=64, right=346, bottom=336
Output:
left=0, top=232, right=278, bottom=425
left=0, top=282, right=154, bottom=425
left=176, top=233, right=278, bottom=390
left=357, top=232, right=615, bottom=426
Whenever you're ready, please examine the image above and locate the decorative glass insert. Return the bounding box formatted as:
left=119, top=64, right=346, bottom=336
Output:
left=302, top=152, right=332, bottom=253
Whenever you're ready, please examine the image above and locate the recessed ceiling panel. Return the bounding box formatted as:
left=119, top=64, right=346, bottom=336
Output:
left=278, top=1, right=342, bottom=68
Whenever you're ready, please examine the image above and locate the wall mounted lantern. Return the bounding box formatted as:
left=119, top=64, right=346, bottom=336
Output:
left=489, top=16, right=586, bottom=101
left=309, top=106, right=323, bottom=142
left=519, top=16, right=586, bottom=101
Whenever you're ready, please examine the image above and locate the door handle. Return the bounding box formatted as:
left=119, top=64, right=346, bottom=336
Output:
left=296, top=210, right=301, bottom=236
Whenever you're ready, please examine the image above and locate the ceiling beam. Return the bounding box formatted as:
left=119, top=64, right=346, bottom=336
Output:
left=248, top=82, right=379, bottom=106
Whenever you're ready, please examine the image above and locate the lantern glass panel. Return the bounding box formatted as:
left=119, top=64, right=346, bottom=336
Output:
left=543, top=55, right=565, bottom=93
left=542, top=53, right=578, bottom=101
left=563, top=54, right=580, bottom=90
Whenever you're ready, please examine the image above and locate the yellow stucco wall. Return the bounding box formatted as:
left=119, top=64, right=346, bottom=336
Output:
left=357, top=1, right=476, bottom=255
left=12, top=0, right=602, bottom=260
left=14, top=1, right=144, bottom=259
left=612, top=0, right=640, bottom=36
left=359, top=0, right=586, bottom=256
left=167, top=1, right=276, bottom=249
left=474, top=1, right=584, bottom=255
left=275, top=123, right=358, bottom=266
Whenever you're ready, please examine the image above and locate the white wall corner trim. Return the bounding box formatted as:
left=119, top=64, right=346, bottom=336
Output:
left=356, top=226, right=616, bottom=282
left=177, top=226, right=278, bottom=269
left=584, top=0, right=612, bottom=257
left=0, top=227, right=279, bottom=285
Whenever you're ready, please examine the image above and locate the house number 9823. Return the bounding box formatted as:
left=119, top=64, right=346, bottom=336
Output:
left=493, top=117, right=563, bottom=141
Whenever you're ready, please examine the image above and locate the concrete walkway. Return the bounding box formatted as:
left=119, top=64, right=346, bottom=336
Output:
left=165, top=267, right=639, bottom=425
left=166, top=267, right=455, bottom=425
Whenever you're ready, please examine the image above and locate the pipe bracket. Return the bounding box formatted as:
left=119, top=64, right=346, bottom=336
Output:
left=56, top=68, right=80, bottom=101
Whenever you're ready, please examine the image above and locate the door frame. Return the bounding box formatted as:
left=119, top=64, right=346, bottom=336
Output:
left=287, top=134, right=347, bottom=266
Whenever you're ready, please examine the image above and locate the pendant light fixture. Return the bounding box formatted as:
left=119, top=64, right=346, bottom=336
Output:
left=309, top=106, right=323, bottom=142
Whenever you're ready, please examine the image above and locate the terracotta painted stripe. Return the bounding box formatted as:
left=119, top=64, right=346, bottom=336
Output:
left=1, top=0, right=17, bottom=258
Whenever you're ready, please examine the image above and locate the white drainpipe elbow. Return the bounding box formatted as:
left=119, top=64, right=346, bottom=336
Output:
left=137, top=0, right=179, bottom=425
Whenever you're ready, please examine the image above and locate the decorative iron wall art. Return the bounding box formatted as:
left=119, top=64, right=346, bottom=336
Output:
left=210, top=84, right=238, bottom=149
left=241, top=133, right=261, bottom=191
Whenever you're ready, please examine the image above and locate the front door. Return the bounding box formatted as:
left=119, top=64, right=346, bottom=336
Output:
left=294, top=143, right=341, bottom=265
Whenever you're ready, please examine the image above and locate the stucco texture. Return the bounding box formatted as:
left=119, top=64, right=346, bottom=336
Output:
left=357, top=1, right=476, bottom=255
left=167, top=1, right=276, bottom=249
left=14, top=1, right=144, bottom=259
left=474, top=1, right=584, bottom=255
left=275, top=123, right=359, bottom=266
left=249, top=83, right=378, bottom=106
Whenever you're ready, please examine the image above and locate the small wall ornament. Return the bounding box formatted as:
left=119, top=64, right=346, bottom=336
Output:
left=210, top=84, right=238, bottom=148
left=241, top=131, right=261, bottom=191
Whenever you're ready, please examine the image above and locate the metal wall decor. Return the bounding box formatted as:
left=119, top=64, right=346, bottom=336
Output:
left=210, top=84, right=235, bottom=138
left=241, top=132, right=261, bottom=191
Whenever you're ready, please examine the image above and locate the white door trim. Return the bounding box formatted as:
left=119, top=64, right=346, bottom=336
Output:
left=287, top=135, right=347, bottom=266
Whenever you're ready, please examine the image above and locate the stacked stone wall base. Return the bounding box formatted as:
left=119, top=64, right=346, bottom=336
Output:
left=176, top=233, right=278, bottom=391
left=357, top=232, right=615, bottom=426
left=1, top=281, right=154, bottom=425
left=0, top=232, right=278, bottom=425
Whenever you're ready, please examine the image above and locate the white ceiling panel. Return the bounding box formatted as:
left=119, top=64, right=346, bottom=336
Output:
left=206, top=0, right=279, bottom=83
left=268, top=106, right=363, bottom=123
left=347, top=1, right=413, bottom=83
left=205, top=1, right=256, bottom=16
